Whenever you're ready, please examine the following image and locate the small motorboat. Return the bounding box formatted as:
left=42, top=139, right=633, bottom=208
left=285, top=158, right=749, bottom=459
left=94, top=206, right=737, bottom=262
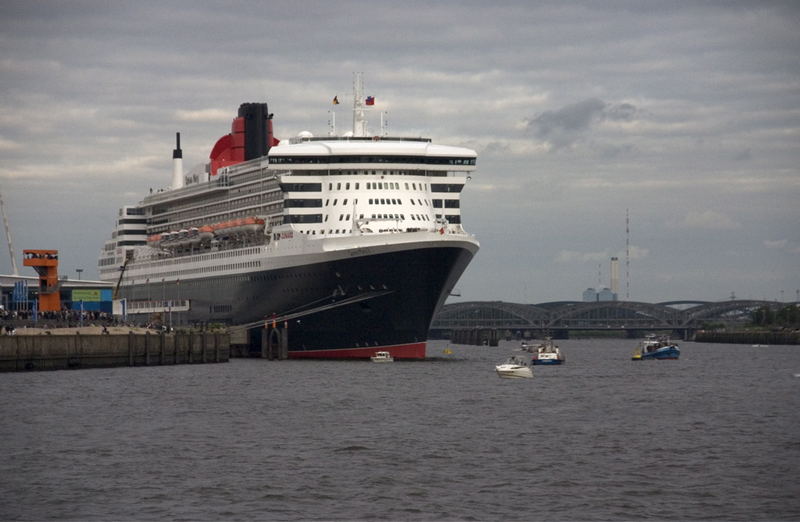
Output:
left=632, top=334, right=680, bottom=360
left=370, top=351, right=394, bottom=363
left=495, top=355, right=533, bottom=379
left=530, top=338, right=565, bottom=365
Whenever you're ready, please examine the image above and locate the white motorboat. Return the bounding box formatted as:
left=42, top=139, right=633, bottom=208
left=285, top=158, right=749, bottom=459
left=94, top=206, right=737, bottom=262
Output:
left=495, top=355, right=533, bottom=379
left=370, top=351, right=394, bottom=363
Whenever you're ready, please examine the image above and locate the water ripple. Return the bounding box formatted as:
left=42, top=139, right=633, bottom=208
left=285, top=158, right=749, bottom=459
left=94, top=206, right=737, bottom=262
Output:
left=1, top=339, right=799, bottom=520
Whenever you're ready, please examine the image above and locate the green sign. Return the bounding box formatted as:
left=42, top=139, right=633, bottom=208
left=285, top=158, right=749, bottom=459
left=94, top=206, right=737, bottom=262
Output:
left=72, top=289, right=101, bottom=302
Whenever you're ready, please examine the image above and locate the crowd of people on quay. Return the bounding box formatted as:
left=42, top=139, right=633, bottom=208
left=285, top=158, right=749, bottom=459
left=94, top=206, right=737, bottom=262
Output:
left=0, top=305, right=220, bottom=335
left=0, top=306, right=116, bottom=333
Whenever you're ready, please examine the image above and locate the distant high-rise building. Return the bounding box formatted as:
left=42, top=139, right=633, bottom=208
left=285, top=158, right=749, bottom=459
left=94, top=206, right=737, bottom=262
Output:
left=610, top=257, right=619, bottom=296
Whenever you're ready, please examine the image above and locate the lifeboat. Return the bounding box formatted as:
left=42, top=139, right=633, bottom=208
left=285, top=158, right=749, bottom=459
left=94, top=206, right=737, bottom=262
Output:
left=160, top=232, right=174, bottom=243
left=171, top=229, right=189, bottom=248
left=198, top=225, right=214, bottom=241
left=187, top=227, right=200, bottom=245
left=243, top=217, right=266, bottom=234
left=229, top=218, right=246, bottom=236
left=213, top=221, right=235, bottom=238
left=147, top=234, right=162, bottom=247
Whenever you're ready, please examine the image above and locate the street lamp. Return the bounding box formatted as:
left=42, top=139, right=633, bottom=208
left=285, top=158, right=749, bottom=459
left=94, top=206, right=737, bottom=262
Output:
left=76, top=268, right=83, bottom=280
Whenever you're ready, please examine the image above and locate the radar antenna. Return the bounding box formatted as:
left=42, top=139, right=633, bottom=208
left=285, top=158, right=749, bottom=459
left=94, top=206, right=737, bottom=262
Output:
left=625, top=208, right=630, bottom=300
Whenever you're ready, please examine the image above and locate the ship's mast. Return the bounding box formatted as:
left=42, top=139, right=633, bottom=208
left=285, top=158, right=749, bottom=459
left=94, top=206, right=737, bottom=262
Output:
left=0, top=187, right=19, bottom=275
left=328, top=110, right=336, bottom=136
left=352, top=72, right=368, bottom=137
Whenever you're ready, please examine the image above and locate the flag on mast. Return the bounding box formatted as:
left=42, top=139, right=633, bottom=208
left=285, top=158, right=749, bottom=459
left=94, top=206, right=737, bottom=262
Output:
left=332, top=96, right=339, bottom=105
left=365, top=96, right=375, bottom=106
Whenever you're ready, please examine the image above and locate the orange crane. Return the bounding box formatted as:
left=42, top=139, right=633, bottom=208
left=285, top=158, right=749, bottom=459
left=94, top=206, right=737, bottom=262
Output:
left=22, top=249, right=61, bottom=312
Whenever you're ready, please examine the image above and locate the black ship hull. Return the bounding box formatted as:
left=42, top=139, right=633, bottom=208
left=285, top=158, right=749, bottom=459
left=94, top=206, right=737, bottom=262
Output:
left=120, top=242, right=476, bottom=359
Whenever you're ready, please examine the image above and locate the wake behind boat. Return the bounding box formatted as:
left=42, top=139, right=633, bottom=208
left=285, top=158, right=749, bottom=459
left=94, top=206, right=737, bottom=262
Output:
left=631, top=334, right=680, bottom=360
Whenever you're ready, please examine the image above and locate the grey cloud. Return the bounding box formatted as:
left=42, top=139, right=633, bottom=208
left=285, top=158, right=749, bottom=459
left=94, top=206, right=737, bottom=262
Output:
left=1, top=0, right=798, bottom=304
left=605, top=102, right=638, bottom=121
left=525, top=98, right=639, bottom=149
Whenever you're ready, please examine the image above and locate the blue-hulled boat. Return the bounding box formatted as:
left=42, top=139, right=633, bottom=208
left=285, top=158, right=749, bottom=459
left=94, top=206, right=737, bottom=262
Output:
left=632, top=335, right=680, bottom=360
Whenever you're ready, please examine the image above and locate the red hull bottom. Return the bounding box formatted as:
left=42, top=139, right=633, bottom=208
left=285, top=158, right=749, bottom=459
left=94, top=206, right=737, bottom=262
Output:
left=289, top=341, right=426, bottom=360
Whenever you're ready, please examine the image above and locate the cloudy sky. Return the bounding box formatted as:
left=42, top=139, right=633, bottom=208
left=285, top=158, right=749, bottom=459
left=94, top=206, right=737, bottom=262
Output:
left=1, top=0, right=798, bottom=304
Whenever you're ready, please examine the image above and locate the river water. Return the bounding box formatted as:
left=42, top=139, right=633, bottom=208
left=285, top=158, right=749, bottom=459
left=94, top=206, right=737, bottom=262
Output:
left=1, top=339, right=798, bottom=521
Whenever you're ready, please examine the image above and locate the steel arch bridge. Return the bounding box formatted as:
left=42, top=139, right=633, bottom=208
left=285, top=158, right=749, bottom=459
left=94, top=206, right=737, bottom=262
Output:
left=431, top=299, right=788, bottom=332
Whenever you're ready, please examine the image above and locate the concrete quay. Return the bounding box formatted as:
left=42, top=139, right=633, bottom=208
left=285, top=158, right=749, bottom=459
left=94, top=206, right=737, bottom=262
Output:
left=0, top=328, right=229, bottom=372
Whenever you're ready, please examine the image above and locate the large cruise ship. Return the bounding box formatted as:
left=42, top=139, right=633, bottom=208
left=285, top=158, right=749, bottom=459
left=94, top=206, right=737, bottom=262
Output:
left=98, top=77, right=479, bottom=358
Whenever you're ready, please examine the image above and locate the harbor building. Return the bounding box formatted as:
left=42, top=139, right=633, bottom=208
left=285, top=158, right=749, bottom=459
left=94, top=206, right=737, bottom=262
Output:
left=0, top=274, right=113, bottom=316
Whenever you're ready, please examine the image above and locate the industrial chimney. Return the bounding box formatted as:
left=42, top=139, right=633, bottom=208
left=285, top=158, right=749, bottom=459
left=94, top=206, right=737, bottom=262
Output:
left=610, top=256, right=620, bottom=298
